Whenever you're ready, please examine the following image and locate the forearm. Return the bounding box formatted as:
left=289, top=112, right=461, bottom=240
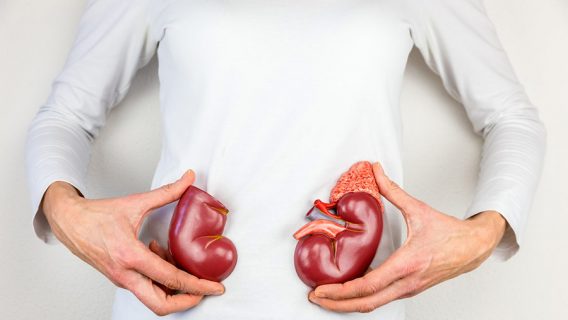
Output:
left=25, top=103, right=93, bottom=243
left=465, top=107, right=547, bottom=260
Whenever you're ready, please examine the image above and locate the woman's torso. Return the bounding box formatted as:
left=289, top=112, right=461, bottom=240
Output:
left=114, top=1, right=413, bottom=319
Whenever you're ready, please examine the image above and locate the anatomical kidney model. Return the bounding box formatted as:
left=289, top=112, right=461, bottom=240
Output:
left=168, top=185, right=237, bottom=282
left=293, top=161, right=384, bottom=288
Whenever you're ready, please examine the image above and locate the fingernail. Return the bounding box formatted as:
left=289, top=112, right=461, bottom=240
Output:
left=315, top=291, right=326, bottom=298
left=179, top=169, right=191, bottom=179
left=375, top=162, right=383, bottom=172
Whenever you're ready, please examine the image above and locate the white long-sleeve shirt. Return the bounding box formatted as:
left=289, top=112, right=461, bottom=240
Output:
left=24, top=0, right=547, bottom=319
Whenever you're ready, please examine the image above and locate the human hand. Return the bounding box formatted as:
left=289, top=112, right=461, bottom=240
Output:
left=308, top=162, right=507, bottom=313
left=41, top=170, right=225, bottom=316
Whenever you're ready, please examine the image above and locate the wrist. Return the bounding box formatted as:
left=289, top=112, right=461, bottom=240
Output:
left=467, top=210, right=507, bottom=250
left=42, top=181, right=84, bottom=222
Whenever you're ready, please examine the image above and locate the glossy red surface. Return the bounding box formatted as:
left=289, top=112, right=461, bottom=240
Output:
left=293, top=161, right=384, bottom=288
left=294, top=193, right=383, bottom=288
left=168, top=186, right=237, bottom=282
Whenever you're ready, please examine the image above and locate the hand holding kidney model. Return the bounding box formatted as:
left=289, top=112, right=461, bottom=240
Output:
left=293, top=161, right=384, bottom=288
left=168, top=185, right=237, bottom=282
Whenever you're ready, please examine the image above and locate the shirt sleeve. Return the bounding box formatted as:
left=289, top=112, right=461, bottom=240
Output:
left=24, top=0, right=160, bottom=244
left=405, top=0, right=547, bottom=260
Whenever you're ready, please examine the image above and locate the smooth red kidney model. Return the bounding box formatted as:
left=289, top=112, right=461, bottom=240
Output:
left=168, top=185, right=237, bottom=282
left=293, top=161, right=384, bottom=288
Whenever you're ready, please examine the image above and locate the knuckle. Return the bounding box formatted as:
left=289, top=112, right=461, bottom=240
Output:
left=358, top=303, right=376, bottom=313
left=164, top=276, right=184, bottom=291
left=395, top=262, right=416, bottom=276
left=107, top=267, right=120, bottom=283
left=402, top=291, right=418, bottom=299
left=388, top=179, right=400, bottom=190
left=402, top=256, right=430, bottom=275
left=357, top=281, right=378, bottom=297
left=406, top=282, right=419, bottom=295
left=152, top=306, right=169, bottom=317
left=161, top=183, right=176, bottom=194
left=155, top=184, right=178, bottom=203
left=405, top=278, right=423, bottom=297
left=407, top=260, right=422, bottom=273
left=107, top=267, right=127, bottom=289
left=116, top=248, right=140, bottom=268
left=416, top=255, right=433, bottom=273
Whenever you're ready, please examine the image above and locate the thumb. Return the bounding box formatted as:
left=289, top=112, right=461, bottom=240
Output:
left=141, top=169, right=195, bottom=211
left=371, top=162, right=421, bottom=215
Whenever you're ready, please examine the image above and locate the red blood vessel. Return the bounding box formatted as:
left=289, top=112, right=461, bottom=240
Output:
left=293, top=161, right=384, bottom=288
left=168, top=185, right=237, bottom=282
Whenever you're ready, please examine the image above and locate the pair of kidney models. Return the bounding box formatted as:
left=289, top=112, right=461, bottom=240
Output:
left=167, top=160, right=384, bottom=288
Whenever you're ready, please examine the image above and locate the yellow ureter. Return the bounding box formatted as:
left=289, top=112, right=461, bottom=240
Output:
left=207, top=203, right=229, bottom=215
left=204, top=235, right=223, bottom=249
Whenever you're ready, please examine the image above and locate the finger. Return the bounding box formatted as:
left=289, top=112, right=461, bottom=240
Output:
left=149, top=240, right=176, bottom=265
left=148, top=240, right=177, bottom=296
left=149, top=240, right=167, bottom=260
left=371, top=162, right=423, bottom=214
left=140, top=169, right=195, bottom=211
left=126, top=271, right=204, bottom=316
left=309, top=277, right=414, bottom=313
left=131, top=242, right=225, bottom=296
left=314, top=252, right=408, bottom=300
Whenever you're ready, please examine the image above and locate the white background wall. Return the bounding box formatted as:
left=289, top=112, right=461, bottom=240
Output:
left=0, top=0, right=566, bottom=319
